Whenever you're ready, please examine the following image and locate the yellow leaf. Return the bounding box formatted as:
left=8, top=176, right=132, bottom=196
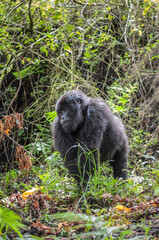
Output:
left=4, top=129, right=11, bottom=135
left=115, top=205, right=131, bottom=213
left=108, top=14, right=113, bottom=20
left=21, top=187, right=39, bottom=200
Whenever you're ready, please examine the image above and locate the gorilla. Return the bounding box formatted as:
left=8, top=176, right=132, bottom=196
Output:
left=52, top=90, right=129, bottom=186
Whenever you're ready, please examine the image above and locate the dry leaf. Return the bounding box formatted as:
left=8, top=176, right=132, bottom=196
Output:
left=115, top=204, right=131, bottom=213
left=21, top=187, right=39, bottom=200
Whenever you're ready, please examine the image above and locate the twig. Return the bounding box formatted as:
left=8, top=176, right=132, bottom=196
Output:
left=72, top=0, right=86, bottom=6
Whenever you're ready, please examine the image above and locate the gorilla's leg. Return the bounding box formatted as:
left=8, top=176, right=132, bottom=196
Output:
left=112, top=149, right=128, bottom=180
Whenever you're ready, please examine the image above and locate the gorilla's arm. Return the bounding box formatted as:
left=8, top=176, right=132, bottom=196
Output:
left=52, top=117, right=84, bottom=182
left=52, top=117, right=75, bottom=158
left=79, top=100, right=108, bottom=149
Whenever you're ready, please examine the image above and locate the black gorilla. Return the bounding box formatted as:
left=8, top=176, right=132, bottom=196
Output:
left=52, top=90, right=129, bottom=185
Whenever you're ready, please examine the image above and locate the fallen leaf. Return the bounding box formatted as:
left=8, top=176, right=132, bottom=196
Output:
left=57, top=222, right=69, bottom=230
left=115, top=204, right=131, bottom=213
left=31, top=219, right=53, bottom=231
left=4, top=129, right=11, bottom=135
left=21, top=187, right=39, bottom=200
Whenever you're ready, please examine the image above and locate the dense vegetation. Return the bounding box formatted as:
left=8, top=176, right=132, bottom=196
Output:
left=0, top=0, right=159, bottom=239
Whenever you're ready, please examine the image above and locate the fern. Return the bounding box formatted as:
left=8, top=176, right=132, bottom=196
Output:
left=0, top=207, right=25, bottom=238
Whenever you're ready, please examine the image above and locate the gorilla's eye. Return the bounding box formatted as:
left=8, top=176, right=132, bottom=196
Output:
left=59, top=107, right=66, bottom=116
left=77, top=98, right=81, bottom=103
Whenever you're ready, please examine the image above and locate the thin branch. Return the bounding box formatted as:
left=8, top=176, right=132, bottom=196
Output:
left=72, top=0, right=86, bottom=5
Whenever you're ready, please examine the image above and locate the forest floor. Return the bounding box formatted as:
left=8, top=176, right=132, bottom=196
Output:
left=1, top=156, right=159, bottom=240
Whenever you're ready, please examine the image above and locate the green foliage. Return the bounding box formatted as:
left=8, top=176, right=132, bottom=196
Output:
left=53, top=211, right=120, bottom=239
left=107, top=81, right=138, bottom=115
left=0, top=207, right=25, bottom=238
left=37, top=151, right=75, bottom=195
left=25, top=122, right=52, bottom=159
left=46, top=111, right=57, bottom=123
left=13, top=66, right=32, bottom=80
left=5, top=170, right=18, bottom=188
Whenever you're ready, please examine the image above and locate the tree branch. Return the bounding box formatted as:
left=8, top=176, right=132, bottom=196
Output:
left=28, top=0, right=34, bottom=33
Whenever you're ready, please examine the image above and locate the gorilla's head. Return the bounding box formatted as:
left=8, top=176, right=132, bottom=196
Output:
left=56, top=90, right=89, bottom=133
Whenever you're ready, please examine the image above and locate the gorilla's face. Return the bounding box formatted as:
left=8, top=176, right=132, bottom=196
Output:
left=56, top=90, right=87, bottom=133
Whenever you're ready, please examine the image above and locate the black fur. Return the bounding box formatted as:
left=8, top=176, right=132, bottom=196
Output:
left=52, top=90, right=129, bottom=185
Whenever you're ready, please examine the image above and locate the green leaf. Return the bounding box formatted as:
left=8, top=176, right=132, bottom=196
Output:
left=65, top=24, right=74, bottom=31
left=84, top=51, right=92, bottom=58
left=13, top=66, right=32, bottom=80
left=46, top=111, right=57, bottom=122
left=0, top=207, right=25, bottom=237
left=52, top=12, right=62, bottom=19
left=40, top=46, right=48, bottom=56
